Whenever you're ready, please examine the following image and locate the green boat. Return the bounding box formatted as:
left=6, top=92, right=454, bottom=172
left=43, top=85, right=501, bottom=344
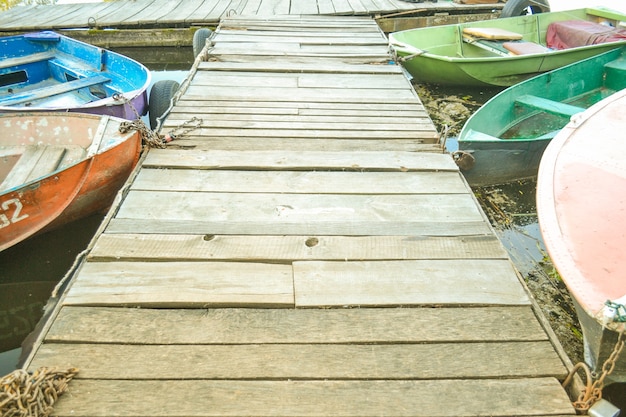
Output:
left=455, top=46, right=626, bottom=187
left=389, top=7, right=626, bottom=87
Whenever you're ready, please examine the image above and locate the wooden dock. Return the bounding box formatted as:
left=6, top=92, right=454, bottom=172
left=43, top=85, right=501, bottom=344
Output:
left=23, top=14, right=577, bottom=417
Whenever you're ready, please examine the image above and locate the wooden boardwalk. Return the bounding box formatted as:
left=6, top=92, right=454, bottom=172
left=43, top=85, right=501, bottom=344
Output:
left=0, top=0, right=501, bottom=32
left=23, top=15, right=577, bottom=417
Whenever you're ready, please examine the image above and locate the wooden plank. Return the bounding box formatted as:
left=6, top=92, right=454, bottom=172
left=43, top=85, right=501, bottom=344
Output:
left=44, top=306, right=552, bottom=344
left=159, top=126, right=434, bottom=139
left=114, top=192, right=483, bottom=224
left=206, top=54, right=391, bottom=65
left=256, top=0, right=290, bottom=14
left=168, top=105, right=428, bottom=118
left=214, top=32, right=386, bottom=43
left=134, top=0, right=185, bottom=25
left=293, top=259, right=530, bottom=307
left=172, top=100, right=422, bottom=112
left=39, top=379, right=575, bottom=417
left=88, top=234, right=508, bottom=262
left=190, top=72, right=410, bottom=89
left=0, top=51, right=55, bottom=70
left=0, top=146, right=46, bottom=191
left=0, top=75, right=111, bottom=106
left=130, top=170, right=467, bottom=194
left=162, top=138, right=440, bottom=152
left=289, top=0, right=319, bottom=14
left=179, top=86, right=417, bottom=103
left=141, top=150, right=455, bottom=171
left=208, top=43, right=389, bottom=56
left=25, top=146, right=66, bottom=182
left=105, top=218, right=492, bottom=236
left=31, top=341, right=566, bottom=379
left=63, top=261, right=294, bottom=307
left=166, top=113, right=428, bottom=126
left=163, top=116, right=430, bottom=131
left=197, top=60, right=400, bottom=73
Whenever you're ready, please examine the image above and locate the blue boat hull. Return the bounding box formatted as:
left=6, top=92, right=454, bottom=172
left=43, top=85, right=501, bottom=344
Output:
left=0, top=31, right=150, bottom=119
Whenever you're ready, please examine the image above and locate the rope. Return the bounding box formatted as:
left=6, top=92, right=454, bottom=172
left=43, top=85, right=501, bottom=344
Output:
left=0, top=367, right=78, bottom=417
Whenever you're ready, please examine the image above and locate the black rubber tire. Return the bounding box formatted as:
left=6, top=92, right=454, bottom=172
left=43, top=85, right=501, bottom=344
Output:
left=148, top=79, right=180, bottom=130
left=193, top=28, right=213, bottom=57
left=500, top=0, right=549, bottom=18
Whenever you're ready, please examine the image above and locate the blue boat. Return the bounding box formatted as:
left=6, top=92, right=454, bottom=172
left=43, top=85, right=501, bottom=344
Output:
left=0, top=31, right=151, bottom=120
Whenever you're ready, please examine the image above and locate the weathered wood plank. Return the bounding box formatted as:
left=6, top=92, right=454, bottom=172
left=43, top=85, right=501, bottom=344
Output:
left=88, top=234, right=507, bottom=262
left=162, top=117, right=432, bottom=132
left=213, top=32, right=387, bottom=43
left=190, top=72, right=410, bottom=89
left=293, top=259, right=530, bottom=307
left=43, top=379, right=575, bottom=417
left=163, top=138, right=440, bottom=152
left=44, top=306, right=552, bottom=344
left=130, top=170, right=467, bottom=194
left=197, top=61, right=403, bottom=73
left=160, top=127, right=434, bottom=139
left=31, top=341, right=566, bottom=379
left=180, top=86, right=417, bottom=103
left=141, top=150, right=455, bottom=171
left=63, top=261, right=294, bottom=307
left=169, top=109, right=428, bottom=122
left=105, top=218, right=492, bottom=236
left=114, top=192, right=483, bottom=225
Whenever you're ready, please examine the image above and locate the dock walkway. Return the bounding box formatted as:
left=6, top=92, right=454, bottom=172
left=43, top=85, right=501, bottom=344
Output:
left=25, top=15, right=577, bottom=416
left=0, top=0, right=500, bottom=32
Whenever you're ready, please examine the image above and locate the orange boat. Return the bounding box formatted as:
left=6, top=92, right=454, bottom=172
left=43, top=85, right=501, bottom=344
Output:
left=0, top=112, right=142, bottom=251
left=537, top=88, right=626, bottom=384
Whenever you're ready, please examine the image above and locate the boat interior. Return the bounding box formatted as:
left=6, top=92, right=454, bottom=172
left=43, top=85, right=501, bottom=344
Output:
left=460, top=8, right=626, bottom=58
left=0, top=33, right=131, bottom=108
left=0, top=145, right=86, bottom=192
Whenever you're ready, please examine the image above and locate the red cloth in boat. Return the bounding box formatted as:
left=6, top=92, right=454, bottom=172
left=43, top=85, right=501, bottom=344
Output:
left=546, top=20, right=626, bottom=49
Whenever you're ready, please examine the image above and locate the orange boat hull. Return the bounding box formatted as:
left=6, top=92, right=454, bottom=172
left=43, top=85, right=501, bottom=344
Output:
left=0, top=113, right=142, bottom=251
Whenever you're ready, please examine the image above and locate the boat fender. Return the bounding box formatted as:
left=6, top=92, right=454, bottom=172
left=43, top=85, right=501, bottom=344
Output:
left=148, top=79, right=180, bottom=130
left=499, top=0, right=549, bottom=18
left=452, top=150, right=475, bottom=171
left=193, top=28, right=213, bottom=58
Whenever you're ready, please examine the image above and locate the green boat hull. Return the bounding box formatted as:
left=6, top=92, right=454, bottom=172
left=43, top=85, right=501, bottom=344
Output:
left=457, top=47, right=626, bottom=186
left=390, top=8, right=626, bottom=87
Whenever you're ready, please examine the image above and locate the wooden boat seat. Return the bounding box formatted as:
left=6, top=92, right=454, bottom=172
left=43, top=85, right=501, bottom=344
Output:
left=462, top=28, right=547, bottom=56
left=0, top=74, right=111, bottom=107
left=0, top=51, right=56, bottom=71
left=604, top=57, right=626, bottom=90
left=462, top=27, right=523, bottom=41
left=0, top=145, right=86, bottom=191
left=502, top=41, right=550, bottom=55
left=514, top=94, right=585, bottom=118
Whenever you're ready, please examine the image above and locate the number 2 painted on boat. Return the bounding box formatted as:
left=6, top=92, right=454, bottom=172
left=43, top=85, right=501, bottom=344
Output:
left=0, top=198, right=29, bottom=229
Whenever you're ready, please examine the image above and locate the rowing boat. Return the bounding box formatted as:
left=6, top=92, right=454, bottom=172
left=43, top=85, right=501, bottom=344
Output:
left=0, top=113, right=142, bottom=251
left=0, top=31, right=151, bottom=119
left=455, top=46, right=626, bottom=186
left=389, top=7, right=626, bottom=87
left=537, top=88, right=626, bottom=384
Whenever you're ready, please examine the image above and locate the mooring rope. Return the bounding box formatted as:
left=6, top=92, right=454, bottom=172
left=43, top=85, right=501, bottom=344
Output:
left=0, top=367, right=78, bottom=417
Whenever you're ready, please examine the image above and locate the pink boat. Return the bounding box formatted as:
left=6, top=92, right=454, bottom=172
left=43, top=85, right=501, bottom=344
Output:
left=537, top=88, right=626, bottom=384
